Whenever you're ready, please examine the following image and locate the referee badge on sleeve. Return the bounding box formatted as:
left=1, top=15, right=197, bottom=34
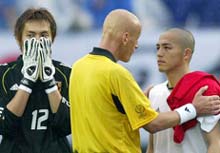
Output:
left=135, top=104, right=147, bottom=119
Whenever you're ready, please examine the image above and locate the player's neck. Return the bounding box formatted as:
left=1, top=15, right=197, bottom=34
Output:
left=166, top=69, right=190, bottom=89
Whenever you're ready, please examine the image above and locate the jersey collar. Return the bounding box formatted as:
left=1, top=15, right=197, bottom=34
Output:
left=90, top=47, right=117, bottom=63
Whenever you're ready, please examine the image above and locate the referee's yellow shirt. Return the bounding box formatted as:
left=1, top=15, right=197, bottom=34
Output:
left=69, top=47, right=158, bottom=153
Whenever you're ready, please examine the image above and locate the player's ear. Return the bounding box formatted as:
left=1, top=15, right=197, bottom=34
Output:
left=122, top=32, right=129, bottom=45
left=183, top=48, right=193, bottom=61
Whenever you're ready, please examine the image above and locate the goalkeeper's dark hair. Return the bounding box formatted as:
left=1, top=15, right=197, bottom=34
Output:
left=14, top=8, right=57, bottom=48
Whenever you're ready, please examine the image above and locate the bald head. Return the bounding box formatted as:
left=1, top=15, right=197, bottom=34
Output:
left=100, top=9, right=141, bottom=62
left=102, top=9, right=141, bottom=39
left=163, top=28, right=195, bottom=53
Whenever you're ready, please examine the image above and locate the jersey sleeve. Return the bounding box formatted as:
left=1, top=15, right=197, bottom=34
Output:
left=197, top=77, right=220, bottom=132
left=149, top=88, right=159, bottom=110
left=110, top=66, right=158, bottom=130
left=148, top=82, right=169, bottom=111
left=0, top=65, right=21, bottom=137
left=49, top=64, right=71, bottom=136
left=50, top=97, right=71, bottom=136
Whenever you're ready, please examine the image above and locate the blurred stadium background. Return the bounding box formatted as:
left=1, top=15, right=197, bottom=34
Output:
left=1, top=0, right=220, bottom=152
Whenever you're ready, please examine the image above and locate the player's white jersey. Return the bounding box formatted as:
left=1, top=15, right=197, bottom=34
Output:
left=149, top=81, right=207, bottom=153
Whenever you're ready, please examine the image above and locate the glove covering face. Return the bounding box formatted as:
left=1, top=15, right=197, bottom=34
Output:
left=21, top=38, right=40, bottom=82
left=39, top=37, right=55, bottom=82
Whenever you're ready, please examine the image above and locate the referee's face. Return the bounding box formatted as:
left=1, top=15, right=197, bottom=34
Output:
left=118, top=26, right=141, bottom=62
left=20, top=20, right=52, bottom=52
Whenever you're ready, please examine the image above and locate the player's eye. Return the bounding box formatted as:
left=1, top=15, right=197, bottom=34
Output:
left=27, top=33, right=35, bottom=38
left=41, top=33, right=49, bottom=38
left=164, top=47, right=171, bottom=50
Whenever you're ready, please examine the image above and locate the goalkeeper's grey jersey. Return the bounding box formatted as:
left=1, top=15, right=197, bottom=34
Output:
left=0, top=56, right=72, bottom=153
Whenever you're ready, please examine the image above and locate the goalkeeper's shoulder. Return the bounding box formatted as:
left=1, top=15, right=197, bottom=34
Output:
left=0, top=63, right=8, bottom=78
left=52, top=59, right=71, bottom=75
left=0, top=61, right=18, bottom=87
left=0, top=63, right=9, bottom=68
left=0, top=62, right=15, bottom=75
left=52, top=60, right=71, bottom=69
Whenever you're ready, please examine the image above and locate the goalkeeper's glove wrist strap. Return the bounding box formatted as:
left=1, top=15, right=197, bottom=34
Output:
left=19, top=78, right=34, bottom=93
left=45, top=85, right=58, bottom=94
left=43, top=78, right=57, bottom=94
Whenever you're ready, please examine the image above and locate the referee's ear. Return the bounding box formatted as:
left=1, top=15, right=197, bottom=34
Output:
left=144, top=85, right=154, bottom=98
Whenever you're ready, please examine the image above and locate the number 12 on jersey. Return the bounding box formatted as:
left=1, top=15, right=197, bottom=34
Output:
left=31, top=109, right=49, bottom=130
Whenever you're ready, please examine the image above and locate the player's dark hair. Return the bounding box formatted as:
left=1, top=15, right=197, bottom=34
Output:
left=14, top=8, right=57, bottom=48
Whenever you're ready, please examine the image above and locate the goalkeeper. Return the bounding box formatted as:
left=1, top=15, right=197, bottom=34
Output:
left=0, top=8, right=71, bottom=153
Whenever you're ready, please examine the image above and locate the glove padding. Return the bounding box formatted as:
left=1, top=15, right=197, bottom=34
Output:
left=21, top=38, right=40, bottom=82
left=39, top=37, right=55, bottom=82
left=39, top=37, right=57, bottom=94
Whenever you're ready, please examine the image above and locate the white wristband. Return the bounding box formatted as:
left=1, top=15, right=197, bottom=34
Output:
left=45, top=85, right=58, bottom=94
left=175, top=103, right=197, bottom=124
left=18, top=84, right=32, bottom=93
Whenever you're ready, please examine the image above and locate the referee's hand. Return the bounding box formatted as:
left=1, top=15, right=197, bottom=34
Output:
left=192, top=86, right=220, bottom=116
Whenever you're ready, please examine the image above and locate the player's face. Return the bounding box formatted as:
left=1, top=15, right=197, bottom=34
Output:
left=21, top=20, right=52, bottom=52
left=156, top=32, right=185, bottom=74
left=124, top=36, right=139, bottom=62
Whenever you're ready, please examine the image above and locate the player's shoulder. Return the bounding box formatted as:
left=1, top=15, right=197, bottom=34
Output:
left=149, top=81, right=169, bottom=103
left=52, top=59, right=71, bottom=77
left=112, top=63, right=130, bottom=74
left=151, top=81, right=168, bottom=92
left=109, top=63, right=133, bottom=80
left=52, top=60, right=71, bottom=70
left=0, top=63, right=9, bottom=68
left=0, top=61, right=16, bottom=73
